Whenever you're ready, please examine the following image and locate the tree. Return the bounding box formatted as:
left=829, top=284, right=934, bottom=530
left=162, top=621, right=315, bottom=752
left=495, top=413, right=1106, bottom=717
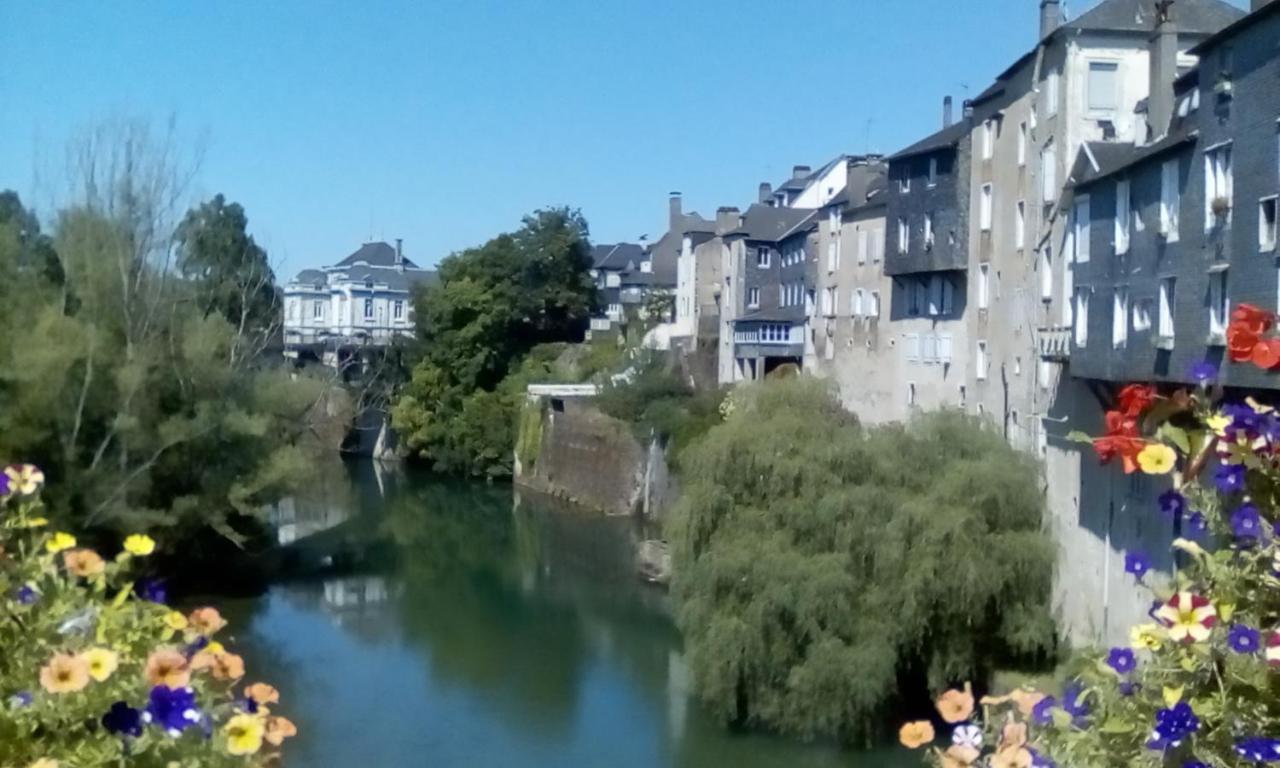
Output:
left=667, top=379, right=1056, bottom=742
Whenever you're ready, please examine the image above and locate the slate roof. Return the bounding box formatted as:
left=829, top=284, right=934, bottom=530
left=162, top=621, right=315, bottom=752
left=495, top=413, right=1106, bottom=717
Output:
left=339, top=264, right=438, bottom=291
left=1066, top=0, right=1243, bottom=36
left=293, top=269, right=327, bottom=286
left=1189, top=0, right=1280, bottom=55
left=1068, top=129, right=1197, bottom=189
left=887, top=119, right=972, bottom=162
left=723, top=204, right=818, bottom=242
left=335, top=241, right=422, bottom=270
left=734, top=306, right=808, bottom=323
left=591, top=243, right=647, bottom=271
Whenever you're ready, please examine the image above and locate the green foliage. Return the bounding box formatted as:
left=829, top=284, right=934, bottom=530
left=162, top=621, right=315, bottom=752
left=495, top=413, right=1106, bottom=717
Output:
left=174, top=194, right=278, bottom=336
left=595, top=354, right=725, bottom=464
left=515, top=399, right=545, bottom=472
left=391, top=209, right=595, bottom=476
left=667, top=378, right=1055, bottom=742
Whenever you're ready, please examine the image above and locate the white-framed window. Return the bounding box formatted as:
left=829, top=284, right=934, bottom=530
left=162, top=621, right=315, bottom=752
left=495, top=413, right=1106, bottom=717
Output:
left=1112, top=287, right=1129, bottom=348
left=287, top=300, right=298, bottom=321
left=747, top=287, right=760, bottom=308
left=978, top=263, right=991, bottom=310
left=1073, top=195, right=1091, bottom=263
left=928, top=157, right=939, bottom=187
left=927, top=274, right=954, bottom=316
left=1262, top=197, right=1279, bottom=252
left=1158, top=277, right=1176, bottom=339
left=1040, top=246, right=1053, bottom=301
left=756, top=247, right=771, bottom=268
left=980, top=184, right=994, bottom=231
left=826, top=287, right=839, bottom=316
left=1204, top=143, right=1234, bottom=230
left=1133, top=298, right=1153, bottom=332
left=900, top=172, right=911, bottom=194
left=922, top=333, right=938, bottom=364
left=1115, top=179, right=1131, bottom=255
left=938, top=333, right=953, bottom=363
left=898, top=217, right=910, bottom=253
left=827, top=241, right=837, bottom=272
left=1062, top=255, right=1074, bottom=327
left=393, top=300, right=404, bottom=320
left=364, top=298, right=374, bottom=319
left=905, top=333, right=921, bottom=362
left=1015, top=200, right=1026, bottom=248
left=1042, top=140, right=1058, bottom=202
left=869, top=290, right=881, bottom=319
left=313, top=300, right=324, bottom=319
left=1087, top=61, right=1119, bottom=113
left=1017, top=122, right=1027, bottom=167
left=1209, top=269, right=1229, bottom=340
left=1045, top=70, right=1060, bottom=117
left=1073, top=289, right=1090, bottom=346
left=924, top=213, right=935, bottom=249
left=976, top=340, right=989, bottom=380
left=982, top=119, right=996, bottom=160
left=1161, top=159, right=1181, bottom=242
left=857, top=228, right=868, bottom=264
left=853, top=288, right=864, bottom=317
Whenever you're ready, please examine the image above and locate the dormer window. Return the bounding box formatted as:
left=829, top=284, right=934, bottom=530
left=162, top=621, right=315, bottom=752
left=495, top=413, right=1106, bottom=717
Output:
left=365, top=280, right=374, bottom=289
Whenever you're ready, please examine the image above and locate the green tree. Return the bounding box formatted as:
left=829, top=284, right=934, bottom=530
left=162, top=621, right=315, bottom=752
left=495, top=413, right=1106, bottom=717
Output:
left=667, top=378, right=1056, bottom=742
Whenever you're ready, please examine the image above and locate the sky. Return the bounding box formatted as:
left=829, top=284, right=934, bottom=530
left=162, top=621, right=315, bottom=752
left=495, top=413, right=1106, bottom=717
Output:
left=0, top=0, right=1247, bottom=278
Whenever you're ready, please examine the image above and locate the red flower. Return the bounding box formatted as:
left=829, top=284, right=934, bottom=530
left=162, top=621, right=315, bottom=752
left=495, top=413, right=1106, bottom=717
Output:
left=1104, top=409, right=1139, bottom=437
left=1092, top=436, right=1148, bottom=474
left=1228, top=322, right=1262, bottom=362
left=1232, top=303, right=1274, bottom=335
left=1116, top=385, right=1156, bottom=418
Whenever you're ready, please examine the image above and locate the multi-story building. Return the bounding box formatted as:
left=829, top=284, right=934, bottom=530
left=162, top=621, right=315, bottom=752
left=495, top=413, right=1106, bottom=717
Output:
left=587, top=241, right=649, bottom=334
left=283, top=240, right=437, bottom=365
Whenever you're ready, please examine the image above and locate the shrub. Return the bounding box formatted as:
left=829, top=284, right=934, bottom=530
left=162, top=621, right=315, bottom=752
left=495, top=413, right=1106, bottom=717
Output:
left=0, top=465, right=294, bottom=766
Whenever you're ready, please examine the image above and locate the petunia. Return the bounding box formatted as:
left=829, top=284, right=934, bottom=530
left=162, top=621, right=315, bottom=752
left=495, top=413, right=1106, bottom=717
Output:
left=1228, top=624, right=1261, bottom=654
left=102, top=701, right=143, bottom=737
left=1117, top=384, right=1157, bottom=417
left=1138, top=444, right=1177, bottom=475
left=1236, top=737, right=1280, bottom=762
left=1147, top=701, right=1199, bottom=750
left=1215, top=463, right=1247, bottom=493
left=143, top=685, right=201, bottom=737
left=1189, top=361, right=1218, bottom=383
left=265, top=715, right=298, bottom=746
left=14, top=584, right=38, bottom=606
left=122, top=534, right=156, bottom=557
left=1154, top=592, right=1217, bottom=643
left=144, top=648, right=192, bottom=689
left=137, top=578, right=168, bottom=605
left=244, top=682, right=280, bottom=712
left=80, top=647, right=119, bottom=682
left=44, top=532, right=76, bottom=554
left=1031, top=695, right=1056, bottom=726
left=1184, top=512, right=1209, bottom=538
left=39, top=652, right=90, bottom=694
left=1124, top=551, right=1150, bottom=580
left=27, top=760, right=57, bottom=768
left=952, top=723, right=983, bottom=749
left=163, top=611, right=188, bottom=631
left=5, top=464, right=45, bottom=495
left=1061, top=682, right=1091, bottom=722
left=223, top=713, right=266, bottom=756
left=1130, top=623, right=1163, bottom=650
left=191, top=648, right=245, bottom=681
left=899, top=720, right=935, bottom=749
left=1106, top=647, right=1136, bottom=674
left=1157, top=490, right=1186, bottom=519
left=1231, top=503, right=1264, bottom=541
left=9, top=691, right=32, bottom=708
left=935, top=682, right=975, bottom=724
left=62, top=548, right=105, bottom=578
left=188, top=607, right=227, bottom=636
left=1266, top=632, right=1280, bottom=667
left=940, top=745, right=981, bottom=768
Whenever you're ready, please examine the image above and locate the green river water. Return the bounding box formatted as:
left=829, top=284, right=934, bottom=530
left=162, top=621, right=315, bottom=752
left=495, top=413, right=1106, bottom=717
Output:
left=219, top=461, right=917, bottom=768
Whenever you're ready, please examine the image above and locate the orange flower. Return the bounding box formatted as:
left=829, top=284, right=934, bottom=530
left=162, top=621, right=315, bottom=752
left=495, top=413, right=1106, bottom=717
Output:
left=1092, top=436, right=1148, bottom=474
left=1233, top=303, right=1274, bottom=335
left=264, top=716, right=298, bottom=746
left=188, top=607, right=228, bottom=636
left=62, top=548, right=105, bottom=578
left=245, top=682, right=280, bottom=708
left=144, top=648, right=192, bottom=688
left=940, top=745, right=981, bottom=768
left=40, top=652, right=90, bottom=694
left=1115, top=384, right=1156, bottom=418
left=898, top=720, right=935, bottom=749
left=193, top=649, right=245, bottom=680
left=991, top=745, right=1033, bottom=768
left=936, top=682, right=975, bottom=723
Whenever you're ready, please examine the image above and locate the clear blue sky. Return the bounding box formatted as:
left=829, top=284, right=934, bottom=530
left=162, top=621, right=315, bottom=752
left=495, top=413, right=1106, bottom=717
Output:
left=0, top=0, right=1246, bottom=278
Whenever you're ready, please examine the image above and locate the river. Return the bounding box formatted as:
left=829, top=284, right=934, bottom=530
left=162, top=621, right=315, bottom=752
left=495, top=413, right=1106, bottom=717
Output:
left=220, top=461, right=917, bottom=768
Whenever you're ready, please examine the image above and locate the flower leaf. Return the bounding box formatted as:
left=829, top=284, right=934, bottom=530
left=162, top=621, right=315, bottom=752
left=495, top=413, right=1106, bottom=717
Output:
left=1158, top=425, right=1191, bottom=454
left=1066, top=430, right=1095, bottom=444
left=1099, top=717, right=1135, bottom=734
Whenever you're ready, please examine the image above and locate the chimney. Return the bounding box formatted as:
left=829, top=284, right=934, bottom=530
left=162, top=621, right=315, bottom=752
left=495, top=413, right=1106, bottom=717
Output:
left=758, top=182, right=773, bottom=203
left=792, top=165, right=811, bottom=178
left=1147, top=0, right=1178, bottom=140
left=943, top=96, right=953, bottom=127
left=394, top=238, right=404, bottom=271
left=715, top=206, right=740, bottom=234
left=1040, top=0, right=1061, bottom=39
left=669, top=192, right=682, bottom=229
left=962, top=99, right=975, bottom=119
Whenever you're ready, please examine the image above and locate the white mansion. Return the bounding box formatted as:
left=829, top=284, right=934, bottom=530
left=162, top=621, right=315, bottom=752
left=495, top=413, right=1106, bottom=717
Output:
left=282, top=239, right=437, bottom=360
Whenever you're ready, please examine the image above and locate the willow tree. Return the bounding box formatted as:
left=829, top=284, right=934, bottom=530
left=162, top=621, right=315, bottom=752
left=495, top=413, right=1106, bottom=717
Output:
left=667, top=378, right=1056, bottom=742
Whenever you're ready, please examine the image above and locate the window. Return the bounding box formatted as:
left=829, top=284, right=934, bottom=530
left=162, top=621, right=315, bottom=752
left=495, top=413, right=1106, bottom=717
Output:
left=1133, top=298, right=1153, bottom=332
left=747, top=287, right=760, bottom=308
left=857, top=229, right=868, bottom=264
left=905, top=333, right=921, bottom=362
left=1014, top=356, right=1022, bottom=376
left=1115, top=179, right=1131, bottom=255
left=827, top=241, right=837, bottom=272
left=869, top=290, right=881, bottom=319
left=313, top=300, right=324, bottom=319
left=1209, top=269, right=1229, bottom=341
left=1017, top=122, right=1027, bottom=167
left=1042, top=140, right=1058, bottom=202
left=756, top=247, right=771, bottom=268
left=976, top=340, right=989, bottom=380
left=924, top=213, right=935, bottom=249
left=980, top=184, right=993, bottom=231
left=922, top=333, right=938, bottom=364
left=978, top=263, right=991, bottom=310
left=363, top=298, right=374, bottom=319
left=853, top=288, right=864, bottom=317
left=1040, top=247, right=1053, bottom=301
left=959, top=385, right=967, bottom=408
left=1262, top=197, right=1279, bottom=252
left=907, top=279, right=922, bottom=316
left=928, top=157, right=938, bottom=187
left=1087, top=61, right=1119, bottom=112
left=1158, top=277, right=1176, bottom=339
left=1112, top=288, right=1129, bottom=348
left=1074, top=289, right=1090, bottom=346
left=900, top=171, right=911, bottom=194
left=823, top=287, right=837, bottom=316
left=898, top=217, right=910, bottom=253
left=1161, top=159, right=1181, bottom=242
left=393, top=300, right=404, bottom=320
left=871, top=232, right=882, bottom=263
left=927, top=275, right=954, bottom=316
left=1204, top=144, right=1234, bottom=230
left=1045, top=70, right=1060, bottom=117
left=982, top=119, right=996, bottom=160
left=1073, top=195, right=1091, bottom=263
left=1015, top=200, right=1026, bottom=248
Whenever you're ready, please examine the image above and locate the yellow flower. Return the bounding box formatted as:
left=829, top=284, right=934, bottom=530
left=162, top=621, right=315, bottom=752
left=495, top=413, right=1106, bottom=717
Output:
left=164, top=611, right=189, bottom=631
left=28, top=759, right=58, bottom=768
left=122, top=534, right=156, bottom=556
left=40, top=652, right=90, bottom=694
left=206, top=640, right=226, bottom=655
left=1137, top=443, right=1177, bottom=475
left=1154, top=591, right=1216, bottom=643
left=5, top=464, right=45, bottom=495
left=17, top=517, right=48, bottom=528
left=1130, top=623, right=1164, bottom=651
left=44, top=532, right=76, bottom=554
left=81, top=647, right=119, bottom=682
left=1207, top=412, right=1232, bottom=436
left=224, top=713, right=265, bottom=756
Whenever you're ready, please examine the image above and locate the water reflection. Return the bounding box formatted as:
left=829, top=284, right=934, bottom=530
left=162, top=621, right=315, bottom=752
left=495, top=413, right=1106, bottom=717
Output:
left=225, top=462, right=914, bottom=767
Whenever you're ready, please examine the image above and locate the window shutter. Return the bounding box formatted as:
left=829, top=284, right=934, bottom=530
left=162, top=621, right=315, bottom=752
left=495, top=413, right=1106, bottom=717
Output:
left=938, top=334, right=953, bottom=363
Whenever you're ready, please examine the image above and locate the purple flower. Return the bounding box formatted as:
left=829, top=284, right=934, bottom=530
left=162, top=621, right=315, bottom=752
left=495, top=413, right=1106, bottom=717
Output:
left=1184, top=762, right=1209, bottom=768
left=1031, top=695, right=1056, bottom=726
left=102, top=701, right=143, bottom=737
left=1185, top=511, right=1209, bottom=538
left=1028, top=749, right=1056, bottom=768
left=1158, top=490, right=1187, bottom=519
left=136, top=579, right=167, bottom=605
left=1189, top=361, right=1218, bottom=384
left=142, top=686, right=201, bottom=737
left=1231, top=503, right=1264, bottom=541
left=1216, top=464, right=1247, bottom=493
left=1228, top=624, right=1261, bottom=654
left=1107, top=647, right=1137, bottom=674
left=1148, top=701, right=1199, bottom=750
left=183, top=635, right=209, bottom=659
left=0, top=472, right=9, bottom=497
left=1236, top=737, right=1280, bottom=762
left=1125, top=551, right=1151, bottom=580
left=14, top=585, right=37, bottom=606
left=8, top=691, right=32, bottom=708
left=1062, top=682, right=1091, bottom=724
left=1118, top=680, right=1140, bottom=697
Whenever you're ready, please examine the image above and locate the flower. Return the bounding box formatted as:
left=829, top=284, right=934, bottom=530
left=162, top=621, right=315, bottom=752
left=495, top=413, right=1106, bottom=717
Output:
left=192, top=648, right=245, bottom=680
left=899, top=720, right=936, bottom=749
left=952, top=723, right=984, bottom=749
left=102, top=701, right=143, bottom=737
left=1215, top=464, right=1247, bottom=493
left=1236, top=737, right=1280, bottom=762
left=163, top=611, right=188, bottom=631
left=1117, top=384, right=1157, bottom=416
left=39, top=652, right=90, bottom=694
left=8, top=691, right=32, bottom=708
left=14, top=584, right=38, bottom=606
left=80, top=647, right=119, bottom=682
left=1155, top=592, right=1217, bottom=643
left=223, top=713, right=266, bottom=756
left=0, top=472, right=8, bottom=497
left=137, top=578, right=167, bottom=604
left=1124, top=551, right=1151, bottom=580
left=143, top=685, right=201, bottom=737
left=1233, top=303, right=1275, bottom=335
left=265, top=715, right=298, bottom=746
left=940, top=745, right=981, bottom=768
left=935, top=682, right=975, bottom=723
left=1158, top=490, right=1187, bottom=519
left=1106, top=647, right=1136, bottom=674
left=244, top=682, right=280, bottom=712
left=27, top=760, right=57, bottom=768
left=5, top=464, right=45, bottom=495
left=44, top=532, right=76, bottom=554
left=144, top=648, right=192, bottom=688
left=1184, top=512, right=1209, bottom=538
left=1061, top=682, right=1091, bottom=722
left=1031, top=695, right=1056, bottom=726
left=1138, top=443, right=1177, bottom=475
left=188, top=606, right=227, bottom=636
left=122, top=534, right=156, bottom=556
left=1228, top=624, right=1261, bottom=654
left=1231, top=503, right=1263, bottom=541
left=62, top=548, right=105, bottom=577
left=1147, top=701, right=1199, bottom=750
left=1189, top=360, right=1218, bottom=383
left=1130, top=623, right=1163, bottom=650
left=1266, top=632, right=1280, bottom=667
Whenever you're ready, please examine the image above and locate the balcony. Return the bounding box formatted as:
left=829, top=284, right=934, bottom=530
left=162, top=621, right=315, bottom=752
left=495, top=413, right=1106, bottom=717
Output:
left=1037, top=325, right=1072, bottom=361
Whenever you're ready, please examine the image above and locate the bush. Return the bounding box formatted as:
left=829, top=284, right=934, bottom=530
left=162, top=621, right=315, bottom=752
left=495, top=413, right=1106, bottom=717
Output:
left=0, top=465, right=294, bottom=766
left=595, top=354, right=725, bottom=464
left=668, top=378, right=1055, bottom=743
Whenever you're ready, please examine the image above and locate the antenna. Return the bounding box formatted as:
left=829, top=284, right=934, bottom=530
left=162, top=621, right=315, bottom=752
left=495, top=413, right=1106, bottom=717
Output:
left=863, top=117, right=874, bottom=155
